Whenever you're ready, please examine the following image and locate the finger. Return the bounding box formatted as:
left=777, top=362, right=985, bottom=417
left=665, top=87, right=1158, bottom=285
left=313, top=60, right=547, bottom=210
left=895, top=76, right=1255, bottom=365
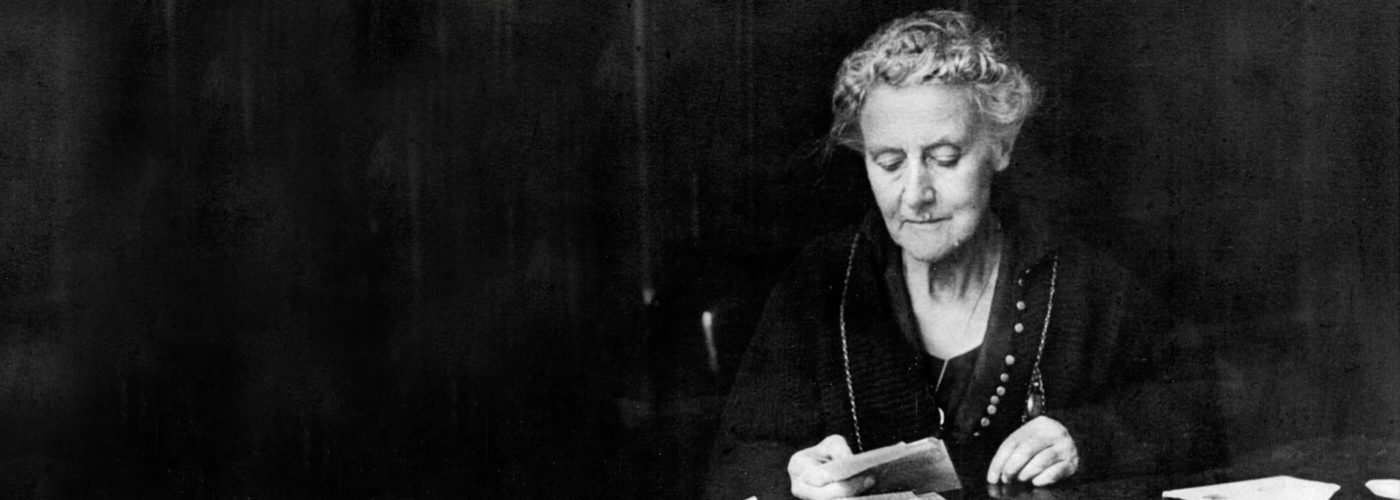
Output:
left=986, top=438, right=1021, bottom=483
left=1015, top=447, right=1062, bottom=483
left=797, top=475, right=875, bottom=500
left=1030, top=460, right=1076, bottom=487
left=802, top=460, right=861, bottom=487
left=997, top=439, right=1050, bottom=484
left=788, top=445, right=826, bottom=476
left=790, top=435, right=849, bottom=476
left=801, top=466, right=835, bottom=487
left=799, top=435, right=854, bottom=485
left=815, top=434, right=853, bottom=458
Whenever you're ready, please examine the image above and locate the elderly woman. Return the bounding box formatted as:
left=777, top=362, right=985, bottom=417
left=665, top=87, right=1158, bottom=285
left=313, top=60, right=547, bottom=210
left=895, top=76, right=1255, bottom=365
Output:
left=704, top=10, right=1221, bottom=500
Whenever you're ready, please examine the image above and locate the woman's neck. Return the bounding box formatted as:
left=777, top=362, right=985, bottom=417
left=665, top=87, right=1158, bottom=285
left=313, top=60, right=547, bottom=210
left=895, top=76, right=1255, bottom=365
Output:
left=903, top=216, right=1003, bottom=303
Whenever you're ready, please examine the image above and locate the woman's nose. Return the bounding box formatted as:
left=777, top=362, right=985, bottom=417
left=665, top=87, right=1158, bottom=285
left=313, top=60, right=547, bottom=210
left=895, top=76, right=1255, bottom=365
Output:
left=905, top=161, right=935, bottom=205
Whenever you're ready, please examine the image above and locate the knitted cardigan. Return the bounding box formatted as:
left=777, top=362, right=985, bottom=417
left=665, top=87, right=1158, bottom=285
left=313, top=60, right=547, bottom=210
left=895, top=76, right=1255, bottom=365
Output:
left=703, top=203, right=1223, bottom=500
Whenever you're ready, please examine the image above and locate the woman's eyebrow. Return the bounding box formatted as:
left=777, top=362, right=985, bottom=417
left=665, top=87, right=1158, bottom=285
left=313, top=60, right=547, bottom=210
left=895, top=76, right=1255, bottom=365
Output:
left=864, top=145, right=905, bottom=157
left=924, top=141, right=963, bottom=152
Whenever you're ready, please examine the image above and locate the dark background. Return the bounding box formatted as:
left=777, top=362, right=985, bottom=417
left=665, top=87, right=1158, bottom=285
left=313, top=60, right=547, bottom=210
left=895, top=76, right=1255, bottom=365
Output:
left=1, top=0, right=1395, bottom=498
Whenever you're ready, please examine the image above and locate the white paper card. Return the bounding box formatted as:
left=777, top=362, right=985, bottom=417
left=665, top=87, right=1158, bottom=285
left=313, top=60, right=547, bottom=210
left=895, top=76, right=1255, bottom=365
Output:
left=1162, top=475, right=1339, bottom=500
left=819, top=440, right=931, bottom=480
left=1367, top=479, right=1400, bottom=500
left=820, top=438, right=959, bottom=499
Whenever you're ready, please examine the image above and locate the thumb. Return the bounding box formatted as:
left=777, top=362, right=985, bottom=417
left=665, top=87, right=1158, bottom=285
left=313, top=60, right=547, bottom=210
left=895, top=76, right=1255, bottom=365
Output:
left=803, top=435, right=855, bottom=485
left=815, top=434, right=853, bottom=458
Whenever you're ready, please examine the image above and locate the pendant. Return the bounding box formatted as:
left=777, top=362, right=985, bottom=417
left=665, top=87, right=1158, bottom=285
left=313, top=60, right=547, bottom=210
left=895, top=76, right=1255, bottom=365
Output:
left=1025, top=373, right=1046, bottom=420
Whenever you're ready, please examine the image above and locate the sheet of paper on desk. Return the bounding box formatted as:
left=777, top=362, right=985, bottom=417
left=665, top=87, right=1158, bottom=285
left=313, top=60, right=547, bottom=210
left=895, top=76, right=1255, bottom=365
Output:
left=1162, top=475, right=1340, bottom=500
left=1368, top=479, right=1400, bottom=499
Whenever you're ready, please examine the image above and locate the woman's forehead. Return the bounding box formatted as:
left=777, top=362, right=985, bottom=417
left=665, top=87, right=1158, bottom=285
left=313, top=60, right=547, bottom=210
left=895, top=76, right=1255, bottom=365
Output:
left=859, top=84, right=979, bottom=146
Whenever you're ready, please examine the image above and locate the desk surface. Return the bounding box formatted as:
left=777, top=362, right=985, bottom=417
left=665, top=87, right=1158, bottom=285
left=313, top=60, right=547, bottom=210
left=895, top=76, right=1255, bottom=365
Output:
left=939, top=436, right=1400, bottom=500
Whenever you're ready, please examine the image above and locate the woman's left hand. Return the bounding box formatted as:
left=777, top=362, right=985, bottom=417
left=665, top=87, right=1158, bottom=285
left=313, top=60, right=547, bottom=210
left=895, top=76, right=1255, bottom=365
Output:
left=986, top=416, right=1080, bottom=486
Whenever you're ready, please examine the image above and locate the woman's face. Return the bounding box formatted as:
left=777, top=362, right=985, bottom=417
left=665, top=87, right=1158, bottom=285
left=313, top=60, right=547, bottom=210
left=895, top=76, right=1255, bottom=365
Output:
left=859, top=84, right=1010, bottom=264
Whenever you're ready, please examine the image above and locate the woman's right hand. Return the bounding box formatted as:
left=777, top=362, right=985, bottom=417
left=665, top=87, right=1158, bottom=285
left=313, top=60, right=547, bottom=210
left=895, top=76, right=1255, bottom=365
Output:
left=787, top=434, right=876, bottom=500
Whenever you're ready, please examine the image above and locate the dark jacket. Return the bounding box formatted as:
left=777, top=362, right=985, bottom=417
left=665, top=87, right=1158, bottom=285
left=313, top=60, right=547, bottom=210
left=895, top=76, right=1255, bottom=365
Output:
left=703, top=204, right=1223, bottom=500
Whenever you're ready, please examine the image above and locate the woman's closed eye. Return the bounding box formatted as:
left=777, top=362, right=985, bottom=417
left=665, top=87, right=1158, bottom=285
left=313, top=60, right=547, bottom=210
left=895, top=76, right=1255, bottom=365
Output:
left=872, top=151, right=905, bottom=171
left=927, top=146, right=961, bottom=167
left=870, top=146, right=959, bottom=171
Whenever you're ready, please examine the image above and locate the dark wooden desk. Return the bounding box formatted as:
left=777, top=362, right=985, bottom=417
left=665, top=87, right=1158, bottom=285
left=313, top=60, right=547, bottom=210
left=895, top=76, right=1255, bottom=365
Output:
left=939, top=436, right=1399, bottom=500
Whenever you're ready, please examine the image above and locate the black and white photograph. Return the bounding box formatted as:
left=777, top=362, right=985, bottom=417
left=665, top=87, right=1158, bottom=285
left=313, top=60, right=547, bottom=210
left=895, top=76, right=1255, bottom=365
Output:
left=1, top=1, right=1396, bottom=498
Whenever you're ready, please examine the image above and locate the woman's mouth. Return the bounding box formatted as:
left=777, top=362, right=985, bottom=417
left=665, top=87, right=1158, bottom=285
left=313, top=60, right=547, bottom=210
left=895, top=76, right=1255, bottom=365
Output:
left=903, top=215, right=949, bottom=225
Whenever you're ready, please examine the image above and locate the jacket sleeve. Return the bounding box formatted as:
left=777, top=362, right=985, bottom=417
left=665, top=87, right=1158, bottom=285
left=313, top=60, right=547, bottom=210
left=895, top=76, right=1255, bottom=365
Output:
left=703, top=253, right=833, bottom=500
left=1043, top=257, right=1226, bottom=480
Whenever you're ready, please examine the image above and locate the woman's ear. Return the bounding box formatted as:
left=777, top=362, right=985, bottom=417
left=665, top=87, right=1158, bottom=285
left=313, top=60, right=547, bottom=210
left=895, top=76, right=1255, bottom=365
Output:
left=992, top=135, right=1017, bottom=173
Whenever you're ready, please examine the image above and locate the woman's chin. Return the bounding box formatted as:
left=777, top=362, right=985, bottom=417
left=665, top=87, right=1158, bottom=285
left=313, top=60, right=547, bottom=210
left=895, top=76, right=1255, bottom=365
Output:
left=897, top=241, right=956, bottom=264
